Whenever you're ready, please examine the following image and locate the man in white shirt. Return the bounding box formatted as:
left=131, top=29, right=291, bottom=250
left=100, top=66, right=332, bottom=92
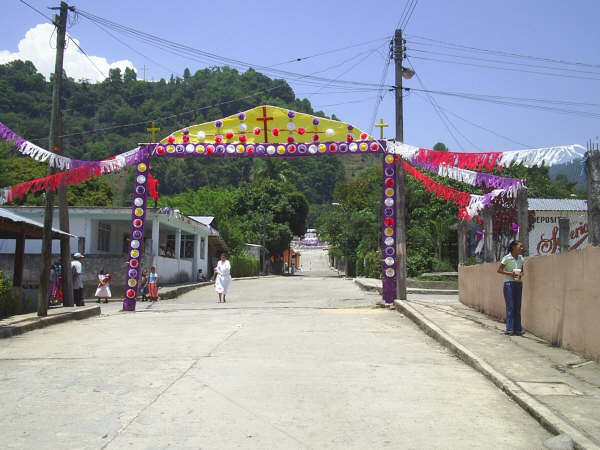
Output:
left=71, top=253, right=85, bottom=306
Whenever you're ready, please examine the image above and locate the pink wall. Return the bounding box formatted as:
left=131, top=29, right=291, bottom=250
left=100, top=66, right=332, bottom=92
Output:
left=459, top=246, right=600, bottom=361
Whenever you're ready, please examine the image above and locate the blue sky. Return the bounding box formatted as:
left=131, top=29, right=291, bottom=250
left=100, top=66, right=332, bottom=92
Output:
left=1, top=0, right=599, bottom=152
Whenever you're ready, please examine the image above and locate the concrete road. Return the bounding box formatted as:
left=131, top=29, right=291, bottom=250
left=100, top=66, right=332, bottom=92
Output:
left=0, top=250, right=550, bottom=449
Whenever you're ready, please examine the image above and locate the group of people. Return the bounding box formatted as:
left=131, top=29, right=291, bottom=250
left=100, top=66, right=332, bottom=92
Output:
left=49, top=251, right=232, bottom=306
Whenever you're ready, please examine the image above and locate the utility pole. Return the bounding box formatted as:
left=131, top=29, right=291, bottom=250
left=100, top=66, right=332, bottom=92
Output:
left=394, top=29, right=407, bottom=300
left=587, top=140, right=600, bottom=246
left=38, top=2, right=71, bottom=316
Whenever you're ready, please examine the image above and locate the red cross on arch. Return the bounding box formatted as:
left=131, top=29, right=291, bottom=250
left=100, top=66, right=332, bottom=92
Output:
left=256, top=106, right=273, bottom=143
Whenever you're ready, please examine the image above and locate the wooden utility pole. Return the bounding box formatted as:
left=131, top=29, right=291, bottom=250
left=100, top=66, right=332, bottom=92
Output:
left=38, top=2, right=71, bottom=316
left=57, top=109, right=74, bottom=307
left=482, top=206, right=494, bottom=263
left=558, top=217, right=570, bottom=253
left=394, top=29, right=407, bottom=300
left=516, top=188, right=529, bottom=257
left=587, top=143, right=600, bottom=246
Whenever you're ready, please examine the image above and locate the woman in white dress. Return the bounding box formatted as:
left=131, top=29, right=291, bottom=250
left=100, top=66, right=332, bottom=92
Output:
left=214, top=252, right=232, bottom=303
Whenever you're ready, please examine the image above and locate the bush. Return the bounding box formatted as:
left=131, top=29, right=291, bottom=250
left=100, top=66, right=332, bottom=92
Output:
left=407, top=252, right=432, bottom=277
left=355, top=250, right=382, bottom=279
left=431, top=258, right=456, bottom=272
left=0, top=271, right=17, bottom=318
left=229, top=254, right=260, bottom=278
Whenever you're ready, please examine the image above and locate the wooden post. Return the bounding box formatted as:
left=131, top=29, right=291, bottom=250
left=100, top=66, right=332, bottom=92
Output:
left=13, top=231, right=25, bottom=288
left=516, top=188, right=529, bottom=257
left=458, top=219, right=468, bottom=265
left=587, top=147, right=600, bottom=246
left=39, top=2, right=70, bottom=317
left=483, top=207, right=495, bottom=263
left=394, top=28, right=407, bottom=300
left=558, top=217, right=570, bottom=254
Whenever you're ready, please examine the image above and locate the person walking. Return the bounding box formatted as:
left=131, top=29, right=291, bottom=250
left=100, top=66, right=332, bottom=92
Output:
left=95, top=268, right=111, bottom=304
left=497, top=240, right=525, bottom=336
left=49, top=260, right=62, bottom=306
left=148, top=266, right=159, bottom=302
left=214, top=252, right=231, bottom=303
left=71, top=253, right=85, bottom=306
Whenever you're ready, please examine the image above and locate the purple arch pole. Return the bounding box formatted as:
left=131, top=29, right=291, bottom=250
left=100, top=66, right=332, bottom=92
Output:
left=122, top=146, right=152, bottom=311
left=381, top=153, right=398, bottom=303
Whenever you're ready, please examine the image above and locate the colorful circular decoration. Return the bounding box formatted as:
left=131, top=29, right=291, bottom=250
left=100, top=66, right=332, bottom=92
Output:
left=384, top=198, right=394, bottom=207
left=312, top=134, right=320, bottom=142
left=325, top=128, right=334, bottom=137
left=272, top=128, right=280, bottom=137
left=128, top=269, right=138, bottom=278
left=225, top=131, right=234, bottom=139
left=286, top=121, right=296, bottom=131
left=132, top=230, right=142, bottom=239
left=312, top=117, right=320, bottom=126
left=215, top=120, right=223, bottom=128
left=267, top=145, right=276, bottom=155
left=385, top=247, right=395, bottom=256
left=370, top=142, right=379, bottom=151
left=215, top=135, right=223, bottom=143
left=175, top=144, right=185, bottom=153
left=256, top=145, right=265, bottom=155
left=130, top=249, right=139, bottom=258
left=239, top=135, right=247, bottom=142
left=288, top=144, right=296, bottom=153
left=182, top=135, right=190, bottom=143
left=133, top=219, right=142, bottom=227
left=196, top=145, right=205, bottom=153
left=384, top=237, right=394, bottom=246
left=386, top=268, right=395, bottom=278
left=385, top=178, right=394, bottom=187
left=385, top=155, right=394, bottom=163
left=216, top=145, right=225, bottom=153
left=206, top=145, right=215, bottom=154
left=385, top=257, right=395, bottom=266
left=287, top=135, right=295, bottom=143
left=130, top=259, right=138, bottom=268
left=183, top=127, right=189, bottom=135
left=167, top=135, right=175, bottom=144
left=359, top=143, right=368, bottom=152
left=339, top=143, right=348, bottom=152
left=253, top=127, right=261, bottom=135
left=238, top=112, right=246, bottom=120
left=136, top=175, right=146, bottom=184
left=134, top=208, right=144, bottom=217
left=131, top=240, right=140, bottom=249
left=166, top=145, right=175, bottom=153
left=126, top=289, right=136, bottom=298
left=137, top=163, right=147, bottom=172
left=197, top=131, right=206, bottom=140
left=318, top=144, right=326, bottom=153
left=349, top=143, right=358, bottom=152
left=226, top=144, right=235, bottom=154
left=186, top=144, right=195, bottom=153
left=329, top=143, right=337, bottom=152
left=385, top=188, right=394, bottom=197
left=134, top=197, right=144, bottom=207
left=288, top=110, right=296, bottom=119
left=128, top=278, right=137, bottom=287
left=384, top=218, right=395, bottom=227
left=309, top=145, right=317, bottom=154
left=247, top=145, right=255, bottom=154
left=297, top=127, right=306, bottom=135
left=384, top=207, right=393, bottom=216
left=360, top=132, right=368, bottom=140
left=277, top=145, right=286, bottom=155
left=384, top=227, right=393, bottom=236
left=346, top=134, right=354, bottom=142
left=237, top=144, right=245, bottom=153
left=298, top=144, right=307, bottom=154
left=385, top=167, right=394, bottom=176
left=135, top=186, right=145, bottom=195
left=156, top=146, right=165, bottom=155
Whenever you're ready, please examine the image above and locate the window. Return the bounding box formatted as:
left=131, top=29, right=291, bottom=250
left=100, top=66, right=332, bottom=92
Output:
left=166, top=233, right=195, bottom=258
left=200, top=237, right=206, bottom=259
left=97, top=223, right=111, bottom=252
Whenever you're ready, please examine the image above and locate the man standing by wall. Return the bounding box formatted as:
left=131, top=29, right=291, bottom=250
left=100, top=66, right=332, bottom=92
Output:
left=71, top=253, right=85, bottom=306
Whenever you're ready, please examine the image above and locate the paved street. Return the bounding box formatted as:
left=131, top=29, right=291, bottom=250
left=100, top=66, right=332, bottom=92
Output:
left=0, top=250, right=550, bottom=449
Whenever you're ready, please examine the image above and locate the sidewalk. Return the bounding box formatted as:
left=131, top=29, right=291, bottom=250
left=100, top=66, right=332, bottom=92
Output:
left=354, top=276, right=458, bottom=295
left=390, top=292, right=600, bottom=449
left=0, top=305, right=100, bottom=339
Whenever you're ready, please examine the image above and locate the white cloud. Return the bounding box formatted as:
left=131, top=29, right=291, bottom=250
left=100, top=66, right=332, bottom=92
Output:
left=0, top=23, right=136, bottom=83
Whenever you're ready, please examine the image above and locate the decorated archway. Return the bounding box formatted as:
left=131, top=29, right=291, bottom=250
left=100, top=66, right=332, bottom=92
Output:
left=122, top=105, right=398, bottom=310
left=0, top=109, right=586, bottom=311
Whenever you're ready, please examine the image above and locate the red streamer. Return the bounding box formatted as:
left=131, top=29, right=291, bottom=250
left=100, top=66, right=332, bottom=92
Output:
left=402, top=161, right=472, bottom=208
left=148, top=173, right=159, bottom=202
left=416, top=148, right=502, bottom=171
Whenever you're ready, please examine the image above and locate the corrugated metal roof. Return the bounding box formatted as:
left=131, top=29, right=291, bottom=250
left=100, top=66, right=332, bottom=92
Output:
left=528, top=198, right=588, bottom=211
left=0, top=208, right=76, bottom=237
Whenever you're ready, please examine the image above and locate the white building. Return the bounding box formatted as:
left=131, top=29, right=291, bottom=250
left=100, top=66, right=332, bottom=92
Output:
left=528, top=198, right=588, bottom=256
left=0, top=206, right=217, bottom=288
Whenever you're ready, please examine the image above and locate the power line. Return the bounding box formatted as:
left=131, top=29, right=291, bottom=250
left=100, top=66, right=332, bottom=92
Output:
left=18, top=0, right=53, bottom=22
left=405, top=33, right=600, bottom=69
left=400, top=0, right=418, bottom=30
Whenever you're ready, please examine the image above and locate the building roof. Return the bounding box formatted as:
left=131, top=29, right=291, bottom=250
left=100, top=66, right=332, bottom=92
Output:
left=528, top=198, right=588, bottom=211
left=0, top=208, right=76, bottom=239
left=189, top=216, right=214, bottom=225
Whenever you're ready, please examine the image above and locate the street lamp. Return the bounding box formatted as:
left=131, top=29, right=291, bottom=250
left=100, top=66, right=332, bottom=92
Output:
left=331, top=202, right=350, bottom=278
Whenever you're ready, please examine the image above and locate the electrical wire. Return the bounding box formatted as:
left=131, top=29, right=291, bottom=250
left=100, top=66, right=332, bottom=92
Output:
left=18, top=0, right=53, bottom=22
left=405, top=34, right=600, bottom=69
left=400, top=0, right=418, bottom=30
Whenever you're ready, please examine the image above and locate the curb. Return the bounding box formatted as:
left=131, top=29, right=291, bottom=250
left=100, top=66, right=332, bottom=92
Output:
left=354, top=279, right=458, bottom=296
left=394, top=299, right=599, bottom=450
left=0, top=306, right=101, bottom=339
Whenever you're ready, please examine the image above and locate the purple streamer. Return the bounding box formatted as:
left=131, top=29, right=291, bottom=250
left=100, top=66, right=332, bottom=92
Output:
left=0, top=122, right=27, bottom=148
